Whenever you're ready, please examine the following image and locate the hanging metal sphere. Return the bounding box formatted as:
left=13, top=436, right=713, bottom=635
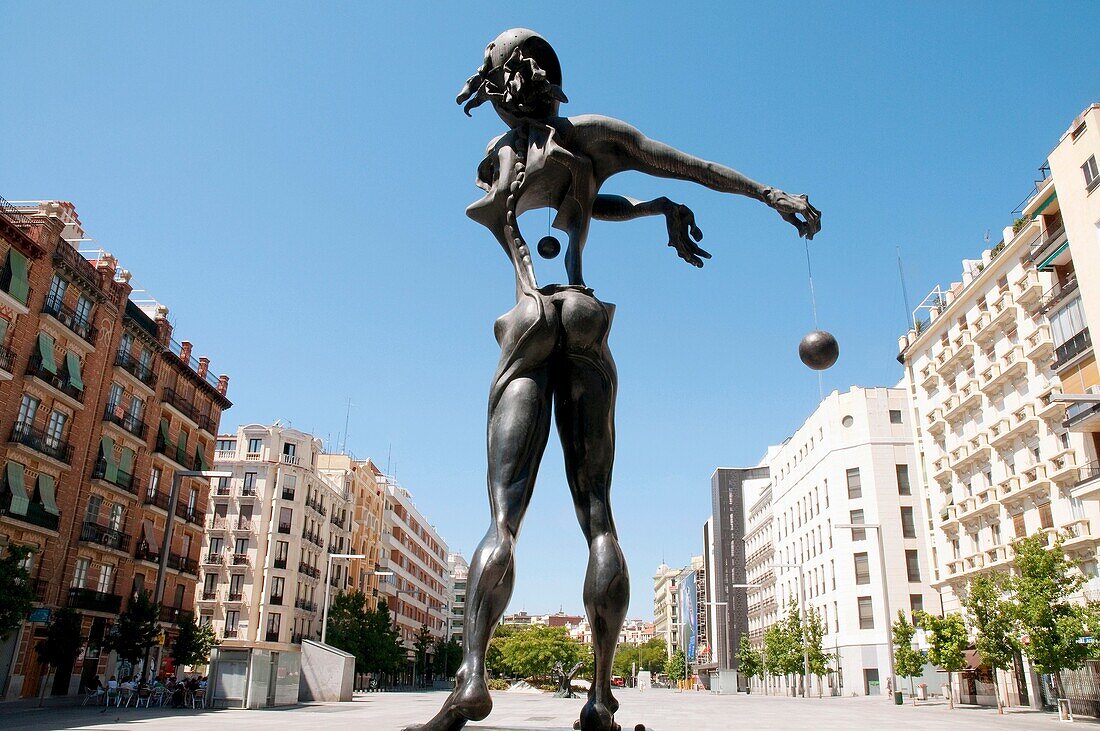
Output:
left=799, top=330, right=839, bottom=370
left=537, top=235, right=561, bottom=259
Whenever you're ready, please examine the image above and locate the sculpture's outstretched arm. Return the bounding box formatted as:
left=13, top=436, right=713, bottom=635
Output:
left=588, top=117, right=821, bottom=240
left=592, top=194, right=710, bottom=268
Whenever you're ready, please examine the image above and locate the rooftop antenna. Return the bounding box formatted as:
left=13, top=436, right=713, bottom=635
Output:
left=897, top=246, right=912, bottom=330
left=984, top=229, right=992, bottom=244
left=341, top=397, right=353, bottom=453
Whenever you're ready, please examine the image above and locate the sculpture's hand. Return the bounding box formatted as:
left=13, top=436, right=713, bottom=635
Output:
left=764, top=188, right=822, bottom=240
left=659, top=198, right=710, bottom=268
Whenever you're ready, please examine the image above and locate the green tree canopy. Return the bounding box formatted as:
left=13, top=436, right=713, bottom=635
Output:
left=736, top=634, right=763, bottom=682
left=664, top=648, right=686, bottom=682
left=892, top=610, right=927, bottom=702
left=804, top=606, right=832, bottom=680
left=499, top=625, right=587, bottom=679
left=432, top=636, right=463, bottom=677
left=36, top=607, right=82, bottom=670
left=103, top=591, right=160, bottom=664
left=916, top=611, right=967, bottom=709
left=963, top=573, right=1018, bottom=713
left=0, top=545, right=34, bottom=642
left=170, top=613, right=219, bottom=668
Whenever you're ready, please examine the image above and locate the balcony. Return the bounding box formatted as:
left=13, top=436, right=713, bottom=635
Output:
left=995, top=475, right=1021, bottom=501
left=114, top=353, right=157, bottom=389
left=1026, top=222, right=1067, bottom=265
left=305, top=496, right=327, bottom=516
left=1037, top=385, right=1067, bottom=422
left=265, top=630, right=280, bottom=642
left=277, top=521, right=291, bottom=534
left=143, top=490, right=171, bottom=511
left=67, top=588, right=122, bottom=614
left=925, top=407, right=946, bottom=436
left=947, top=444, right=969, bottom=469
left=231, top=553, right=251, bottom=566
left=988, top=417, right=1013, bottom=449
left=162, top=385, right=203, bottom=426
left=79, top=521, right=132, bottom=553
left=1014, top=270, right=1043, bottom=309
left=1061, top=519, right=1096, bottom=552
left=944, top=379, right=982, bottom=423
left=331, top=514, right=347, bottom=530
left=984, top=544, right=1014, bottom=570
left=202, top=552, right=225, bottom=565
left=42, top=294, right=98, bottom=345
left=274, top=558, right=287, bottom=569
left=974, top=295, right=1016, bottom=343
left=955, top=433, right=991, bottom=471
left=299, top=562, right=320, bottom=579
left=26, top=352, right=84, bottom=404
left=1005, top=403, right=1040, bottom=442
left=291, top=632, right=305, bottom=644
left=1048, top=449, right=1080, bottom=485
left=214, top=483, right=231, bottom=496
left=302, top=529, right=324, bottom=548
left=295, top=598, right=318, bottom=612
left=1065, top=399, right=1100, bottom=432
left=214, top=449, right=235, bottom=461
left=91, top=458, right=139, bottom=496
left=1001, top=464, right=1050, bottom=509
left=223, top=628, right=239, bottom=638
left=159, top=605, right=194, bottom=625
left=167, top=553, right=198, bottom=575
left=942, top=332, right=975, bottom=371
left=1054, top=329, right=1092, bottom=370
left=933, top=344, right=955, bottom=373
left=174, top=501, right=204, bottom=526
left=104, top=403, right=148, bottom=438
left=199, top=590, right=219, bottom=602
left=207, top=515, right=229, bottom=530
left=281, top=488, right=296, bottom=500
left=154, top=434, right=197, bottom=470
left=226, top=592, right=244, bottom=603
left=0, top=490, right=60, bottom=531
left=269, top=594, right=284, bottom=606
left=958, top=487, right=998, bottom=523
left=134, top=544, right=160, bottom=563
left=1039, top=274, right=1079, bottom=315
left=1072, top=462, right=1100, bottom=500
left=919, top=362, right=939, bottom=391
left=280, top=453, right=302, bottom=467
left=10, top=421, right=74, bottom=464
left=0, top=344, right=14, bottom=376
left=236, top=518, right=257, bottom=532
left=931, top=456, right=953, bottom=485
left=240, top=485, right=258, bottom=498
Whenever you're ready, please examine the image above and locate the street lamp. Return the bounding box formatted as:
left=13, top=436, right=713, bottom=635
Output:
left=321, top=553, right=367, bottom=644
left=836, top=523, right=895, bottom=700
left=148, top=469, right=231, bottom=679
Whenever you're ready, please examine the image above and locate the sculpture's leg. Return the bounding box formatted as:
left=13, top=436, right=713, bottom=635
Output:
left=404, top=294, right=557, bottom=731
left=555, top=292, right=628, bottom=731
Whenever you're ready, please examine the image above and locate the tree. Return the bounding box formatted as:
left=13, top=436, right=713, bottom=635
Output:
left=413, top=624, right=433, bottom=686
left=35, top=607, right=82, bottom=704
left=327, top=591, right=374, bottom=673
left=964, top=574, right=1018, bottom=714
left=803, top=606, right=832, bottom=697
left=170, top=614, right=219, bottom=668
left=0, top=545, right=34, bottom=642
left=891, top=611, right=926, bottom=704
left=612, top=637, right=666, bottom=680
left=664, top=648, right=686, bottom=686
left=486, top=624, right=518, bottom=678
left=370, top=600, right=409, bottom=680
left=917, top=611, right=967, bottom=709
left=103, top=591, right=160, bottom=665
left=432, top=636, right=462, bottom=679
left=735, top=635, right=763, bottom=692
left=1011, top=534, right=1098, bottom=700
left=499, top=625, right=587, bottom=679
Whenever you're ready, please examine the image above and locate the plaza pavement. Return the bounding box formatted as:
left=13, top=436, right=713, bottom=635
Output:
left=0, top=688, right=1083, bottom=730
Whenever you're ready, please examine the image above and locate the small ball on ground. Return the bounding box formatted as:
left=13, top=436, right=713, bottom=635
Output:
left=537, top=235, right=561, bottom=259
left=799, top=330, right=839, bottom=370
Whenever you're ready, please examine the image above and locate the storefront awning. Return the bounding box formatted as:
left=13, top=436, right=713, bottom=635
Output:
left=1037, top=241, right=1069, bottom=271
left=4, top=461, right=29, bottom=515
left=36, top=473, right=59, bottom=516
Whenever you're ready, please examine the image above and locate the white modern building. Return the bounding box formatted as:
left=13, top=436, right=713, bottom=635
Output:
left=742, top=462, right=776, bottom=659
left=447, top=552, right=469, bottom=644
left=203, top=424, right=354, bottom=648
left=747, top=387, right=942, bottom=697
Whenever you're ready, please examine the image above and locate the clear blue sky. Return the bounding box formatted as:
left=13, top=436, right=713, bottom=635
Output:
left=2, top=3, right=1095, bottom=619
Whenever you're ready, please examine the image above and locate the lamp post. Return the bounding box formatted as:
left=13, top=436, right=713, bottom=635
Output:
left=836, top=523, right=895, bottom=701
left=321, top=553, right=367, bottom=644
left=147, top=469, right=231, bottom=680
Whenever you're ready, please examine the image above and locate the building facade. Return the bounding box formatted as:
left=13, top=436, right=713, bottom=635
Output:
left=748, top=387, right=941, bottom=696
left=318, top=453, right=386, bottom=608
left=378, top=479, right=450, bottom=683
left=447, top=552, right=468, bottom=644
left=652, top=563, right=682, bottom=659
left=0, top=199, right=230, bottom=698
left=742, top=469, right=775, bottom=664
left=205, top=425, right=352, bottom=650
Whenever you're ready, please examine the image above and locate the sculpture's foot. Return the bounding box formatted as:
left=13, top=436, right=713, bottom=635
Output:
left=574, top=698, right=620, bottom=731
left=402, top=675, right=492, bottom=731
left=588, top=687, right=619, bottom=714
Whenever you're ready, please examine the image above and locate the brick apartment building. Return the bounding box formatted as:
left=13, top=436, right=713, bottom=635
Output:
left=0, top=198, right=230, bottom=699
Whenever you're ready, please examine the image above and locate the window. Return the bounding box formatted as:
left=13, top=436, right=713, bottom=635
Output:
left=275, top=541, right=289, bottom=568
left=17, top=394, right=39, bottom=427
left=1083, top=155, right=1099, bottom=192
left=858, top=596, right=874, bottom=629
left=149, top=466, right=161, bottom=497
left=97, top=564, right=114, bottom=594
left=229, top=574, right=244, bottom=594
left=85, top=494, right=103, bottom=523
left=118, top=332, right=134, bottom=360
left=247, top=438, right=262, bottom=454
left=853, top=552, right=870, bottom=585
left=849, top=509, right=865, bottom=541
left=1038, top=502, right=1054, bottom=530
left=267, top=612, right=281, bottom=640
left=905, top=549, right=921, bottom=582
left=910, top=594, right=923, bottom=616
left=271, top=576, right=285, bottom=603
left=75, top=295, right=93, bottom=326
left=226, top=610, right=239, bottom=631
left=45, top=410, right=66, bottom=446
left=889, top=409, right=902, bottom=424
left=108, top=503, right=124, bottom=532
left=846, top=468, right=862, bottom=499
left=216, top=439, right=236, bottom=452
left=900, top=507, right=916, bottom=538
left=896, top=464, right=911, bottom=495
left=1049, top=297, right=1086, bottom=347
left=209, top=536, right=223, bottom=554
left=283, top=442, right=296, bottom=457
left=244, top=472, right=257, bottom=491
left=73, top=558, right=90, bottom=588
left=234, top=537, right=248, bottom=555
left=47, top=275, right=67, bottom=306
left=138, top=346, right=153, bottom=374
left=107, top=383, right=124, bottom=412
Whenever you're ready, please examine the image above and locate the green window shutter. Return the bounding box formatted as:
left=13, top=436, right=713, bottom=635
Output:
left=4, top=461, right=30, bottom=515
left=159, top=418, right=173, bottom=452
left=119, top=447, right=135, bottom=478
left=0, top=317, right=8, bottom=345
left=65, top=351, right=85, bottom=391
left=176, top=430, right=188, bottom=466
left=5, top=249, right=30, bottom=305
left=195, top=446, right=209, bottom=471
left=37, top=333, right=58, bottom=374
left=100, top=435, right=118, bottom=483
left=36, top=473, right=60, bottom=516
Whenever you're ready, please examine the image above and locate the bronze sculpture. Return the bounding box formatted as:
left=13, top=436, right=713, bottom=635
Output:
left=552, top=661, right=585, bottom=698
left=405, top=29, right=820, bottom=731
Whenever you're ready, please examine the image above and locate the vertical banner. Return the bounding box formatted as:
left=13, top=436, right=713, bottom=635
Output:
left=679, top=571, right=698, bottom=662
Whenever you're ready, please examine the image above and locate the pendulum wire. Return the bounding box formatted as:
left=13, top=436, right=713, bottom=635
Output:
left=805, top=239, right=824, bottom=400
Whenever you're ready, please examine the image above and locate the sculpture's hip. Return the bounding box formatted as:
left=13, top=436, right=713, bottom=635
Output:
left=493, top=284, right=615, bottom=360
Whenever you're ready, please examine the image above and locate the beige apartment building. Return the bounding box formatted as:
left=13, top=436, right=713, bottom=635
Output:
left=652, top=563, right=682, bottom=658
left=203, top=424, right=354, bottom=648
left=318, top=452, right=386, bottom=609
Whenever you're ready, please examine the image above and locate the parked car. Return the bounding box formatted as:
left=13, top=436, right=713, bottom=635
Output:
left=611, top=675, right=625, bottom=687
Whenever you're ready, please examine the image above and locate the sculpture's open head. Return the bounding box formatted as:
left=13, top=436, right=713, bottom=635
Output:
left=457, top=28, right=567, bottom=122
